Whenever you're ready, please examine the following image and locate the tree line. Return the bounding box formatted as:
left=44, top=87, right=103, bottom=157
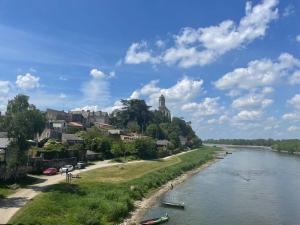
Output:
left=205, top=139, right=300, bottom=153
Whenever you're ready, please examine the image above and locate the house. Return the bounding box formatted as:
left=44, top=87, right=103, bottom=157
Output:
left=120, top=133, right=147, bottom=142
left=46, top=108, right=67, bottom=121
left=0, top=132, right=10, bottom=162
left=95, top=122, right=115, bottom=130
left=156, top=139, right=172, bottom=150
left=62, top=133, right=83, bottom=145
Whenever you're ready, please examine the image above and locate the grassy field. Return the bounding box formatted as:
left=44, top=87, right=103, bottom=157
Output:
left=10, top=146, right=219, bottom=225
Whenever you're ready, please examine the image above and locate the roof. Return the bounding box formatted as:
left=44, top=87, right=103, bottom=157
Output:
left=0, top=138, right=10, bottom=149
left=62, top=133, right=83, bottom=142
left=68, top=122, right=83, bottom=128
left=156, top=140, right=171, bottom=146
left=108, top=129, right=121, bottom=135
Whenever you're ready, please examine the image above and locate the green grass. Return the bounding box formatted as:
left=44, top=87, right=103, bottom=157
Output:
left=10, top=146, right=220, bottom=225
left=0, top=175, right=43, bottom=199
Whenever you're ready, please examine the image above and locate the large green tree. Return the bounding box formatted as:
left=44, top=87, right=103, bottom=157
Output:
left=2, top=95, right=45, bottom=178
left=111, top=99, right=152, bottom=132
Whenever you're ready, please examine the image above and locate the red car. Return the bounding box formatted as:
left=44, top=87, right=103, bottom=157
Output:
left=43, top=167, right=58, bottom=175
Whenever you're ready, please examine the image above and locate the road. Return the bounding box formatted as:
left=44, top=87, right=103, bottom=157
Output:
left=0, top=160, right=120, bottom=224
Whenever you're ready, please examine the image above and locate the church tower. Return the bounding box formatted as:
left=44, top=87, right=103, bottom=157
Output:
left=159, top=94, right=166, bottom=109
left=158, top=94, right=171, bottom=121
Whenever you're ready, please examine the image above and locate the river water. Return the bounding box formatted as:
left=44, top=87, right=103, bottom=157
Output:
left=143, top=147, right=300, bottom=225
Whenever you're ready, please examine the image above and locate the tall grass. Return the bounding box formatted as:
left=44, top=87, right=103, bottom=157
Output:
left=10, top=147, right=218, bottom=225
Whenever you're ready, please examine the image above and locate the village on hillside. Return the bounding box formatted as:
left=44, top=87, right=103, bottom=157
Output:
left=0, top=94, right=201, bottom=179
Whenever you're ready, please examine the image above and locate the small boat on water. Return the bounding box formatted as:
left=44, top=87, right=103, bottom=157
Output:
left=226, top=151, right=232, bottom=154
left=161, top=201, right=185, bottom=209
left=140, top=214, right=169, bottom=225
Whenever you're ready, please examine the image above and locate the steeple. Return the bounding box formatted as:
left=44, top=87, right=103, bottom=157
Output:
left=158, top=94, right=171, bottom=121
left=159, top=94, right=165, bottom=109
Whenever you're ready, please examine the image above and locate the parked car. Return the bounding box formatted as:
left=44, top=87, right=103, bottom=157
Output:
left=76, top=161, right=86, bottom=169
left=59, top=165, right=74, bottom=173
left=43, top=167, right=58, bottom=175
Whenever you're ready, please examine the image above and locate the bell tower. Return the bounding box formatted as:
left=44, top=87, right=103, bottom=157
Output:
left=159, top=94, right=165, bottom=109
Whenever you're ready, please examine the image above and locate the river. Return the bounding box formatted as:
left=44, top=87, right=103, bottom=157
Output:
left=143, top=147, right=300, bottom=225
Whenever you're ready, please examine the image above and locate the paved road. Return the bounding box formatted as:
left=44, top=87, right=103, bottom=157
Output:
left=0, top=160, right=120, bottom=224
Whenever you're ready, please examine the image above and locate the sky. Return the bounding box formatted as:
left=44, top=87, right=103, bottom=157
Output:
left=0, top=0, right=299, bottom=139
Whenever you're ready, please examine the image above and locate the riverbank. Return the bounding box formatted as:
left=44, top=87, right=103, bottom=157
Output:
left=120, top=158, right=219, bottom=225
left=9, top=147, right=220, bottom=225
left=206, top=143, right=300, bottom=155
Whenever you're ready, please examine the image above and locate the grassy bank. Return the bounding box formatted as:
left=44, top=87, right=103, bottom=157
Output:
left=10, top=146, right=219, bottom=225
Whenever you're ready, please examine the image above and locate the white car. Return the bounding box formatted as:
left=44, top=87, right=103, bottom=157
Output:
left=59, top=165, right=74, bottom=173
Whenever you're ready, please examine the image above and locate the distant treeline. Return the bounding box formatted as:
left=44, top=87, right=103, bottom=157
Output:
left=204, top=139, right=300, bottom=153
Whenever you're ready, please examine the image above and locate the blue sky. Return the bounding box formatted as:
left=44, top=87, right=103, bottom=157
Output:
left=0, top=0, right=299, bottom=139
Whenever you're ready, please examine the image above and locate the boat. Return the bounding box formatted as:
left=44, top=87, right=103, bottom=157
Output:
left=161, top=200, right=185, bottom=209
left=226, top=151, right=232, bottom=154
left=140, top=214, right=169, bottom=225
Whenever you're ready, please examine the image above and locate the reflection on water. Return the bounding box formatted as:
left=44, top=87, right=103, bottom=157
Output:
left=144, top=148, right=300, bottom=225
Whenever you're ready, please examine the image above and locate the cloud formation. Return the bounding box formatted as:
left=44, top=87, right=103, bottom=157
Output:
left=125, top=0, right=279, bottom=68
left=215, top=53, right=300, bottom=90
left=16, top=73, right=40, bottom=90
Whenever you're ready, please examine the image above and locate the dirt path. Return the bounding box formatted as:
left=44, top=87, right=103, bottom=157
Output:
left=0, top=160, right=119, bottom=224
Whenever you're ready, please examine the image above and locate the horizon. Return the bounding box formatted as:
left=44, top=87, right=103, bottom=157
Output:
left=0, top=0, right=300, bottom=139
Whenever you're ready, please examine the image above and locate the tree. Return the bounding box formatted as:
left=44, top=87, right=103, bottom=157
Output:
left=115, top=99, right=152, bottom=132
left=134, top=137, right=157, bottom=159
left=2, top=94, right=45, bottom=178
left=127, top=120, right=140, bottom=133
left=146, top=123, right=165, bottom=139
left=111, top=141, right=124, bottom=157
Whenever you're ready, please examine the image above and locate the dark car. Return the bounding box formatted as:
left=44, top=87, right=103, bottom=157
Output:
left=43, top=167, right=58, bottom=175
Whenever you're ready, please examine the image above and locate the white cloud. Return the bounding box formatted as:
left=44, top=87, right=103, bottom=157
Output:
left=155, top=40, right=165, bottom=48
left=261, top=86, right=274, bottom=94
left=215, top=53, right=300, bottom=90
left=0, top=81, right=11, bottom=95
left=80, top=78, right=110, bottom=106
left=124, top=42, right=158, bottom=64
left=0, top=81, right=12, bottom=112
left=233, top=110, right=263, bottom=121
left=226, top=89, right=241, bottom=97
left=287, top=94, right=300, bottom=110
left=283, top=5, right=295, bottom=17
left=131, top=77, right=204, bottom=109
left=232, top=94, right=273, bottom=109
left=59, top=76, right=67, bottom=81
left=16, top=73, right=40, bottom=90
left=282, top=113, right=300, bottom=121
left=90, top=68, right=107, bottom=79
left=59, top=93, right=67, bottom=99
left=287, top=126, right=299, bottom=132
left=297, top=35, right=300, bottom=42
left=71, top=105, right=99, bottom=112
left=109, top=71, right=116, bottom=78
left=181, top=97, right=222, bottom=116
left=289, top=71, right=300, bottom=84
left=124, top=0, right=279, bottom=68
